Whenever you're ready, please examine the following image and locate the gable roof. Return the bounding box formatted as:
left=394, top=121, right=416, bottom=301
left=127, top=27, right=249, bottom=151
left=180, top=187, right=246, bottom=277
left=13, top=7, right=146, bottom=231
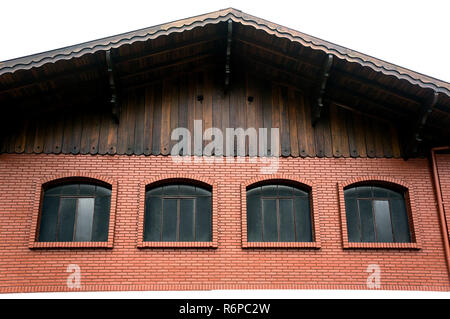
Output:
left=0, top=7, right=449, bottom=95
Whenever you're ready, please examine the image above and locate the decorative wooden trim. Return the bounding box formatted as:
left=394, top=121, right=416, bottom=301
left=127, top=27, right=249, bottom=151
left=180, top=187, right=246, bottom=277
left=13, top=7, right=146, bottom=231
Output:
left=136, top=174, right=218, bottom=248
left=337, top=176, right=422, bottom=250
left=28, top=172, right=118, bottom=249
left=240, top=174, right=321, bottom=249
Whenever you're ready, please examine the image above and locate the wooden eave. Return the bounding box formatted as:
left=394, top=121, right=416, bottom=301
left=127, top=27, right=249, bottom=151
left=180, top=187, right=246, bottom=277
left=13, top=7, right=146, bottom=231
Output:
left=0, top=8, right=448, bottom=95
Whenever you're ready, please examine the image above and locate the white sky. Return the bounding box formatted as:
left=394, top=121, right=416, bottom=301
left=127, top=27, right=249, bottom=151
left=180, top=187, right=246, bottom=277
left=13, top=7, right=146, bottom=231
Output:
left=0, top=0, right=449, bottom=82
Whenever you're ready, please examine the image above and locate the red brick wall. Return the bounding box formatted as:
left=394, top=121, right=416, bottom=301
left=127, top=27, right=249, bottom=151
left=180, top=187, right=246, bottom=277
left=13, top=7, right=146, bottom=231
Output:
left=0, top=153, right=449, bottom=293
left=436, top=154, right=450, bottom=241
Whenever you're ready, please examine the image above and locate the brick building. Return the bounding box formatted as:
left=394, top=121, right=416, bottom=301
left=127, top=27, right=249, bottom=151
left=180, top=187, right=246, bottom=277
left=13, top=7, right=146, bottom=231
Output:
left=0, top=8, right=449, bottom=293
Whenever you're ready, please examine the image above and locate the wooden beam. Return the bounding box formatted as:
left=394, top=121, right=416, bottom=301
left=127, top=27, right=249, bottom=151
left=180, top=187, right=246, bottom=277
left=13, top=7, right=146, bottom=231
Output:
left=224, top=19, right=233, bottom=91
left=312, top=54, right=333, bottom=126
left=404, top=92, right=439, bottom=156
left=326, top=84, right=409, bottom=120
left=2, top=79, right=109, bottom=110
left=235, top=35, right=432, bottom=109
left=118, top=52, right=216, bottom=81
left=235, top=54, right=316, bottom=86
left=0, top=63, right=104, bottom=98
left=106, top=49, right=120, bottom=123
left=115, top=36, right=224, bottom=66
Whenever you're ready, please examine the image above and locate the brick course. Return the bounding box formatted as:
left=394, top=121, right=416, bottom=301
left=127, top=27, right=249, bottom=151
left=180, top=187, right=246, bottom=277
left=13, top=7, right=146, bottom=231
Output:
left=0, top=153, right=449, bottom=293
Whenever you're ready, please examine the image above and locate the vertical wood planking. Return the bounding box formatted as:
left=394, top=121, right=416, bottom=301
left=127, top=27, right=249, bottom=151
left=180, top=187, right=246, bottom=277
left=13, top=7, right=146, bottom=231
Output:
left=24, top=118, right=36, bottom=154
left=125, top=91, right=136, bottom=155
left=187, top=73, right=196, bottom=156
left=33, top=117, right=45, bottom=154
left=391, top=125, right=402, bottom=158
left=52, top=114, right=64, bottom=154
left=43, top=116, right=55, bottom=154
left=169, top=78, right=180, bottom=154
left=80, top=111, right=92, bottom=155
left=61, top=111, right=73, bottom=154
left=379, top=121, right=393, bottom=158
left=133, top=88, right=146, bottom=155
left=106, top=115, right=118, bottom=155
left=296, top=92, right=315, bottom=157
left=221, top=79, right=230, bottom=156
left=271, top=85, right=280, bottom=157
left=1, top=69, right=407, bottom=159
left=352, top=113, right=367, bottom=157
left=364, top=117, right=376, bottom=158
left=6, top=125, right=17, bottom=154
left=246, top=73, right=258, bottom=157
left=151, top=83, right=162, bottom=155
left=70, top=112, right=83, bottom=155
left=98, top=112, right=110, bottom=155
left=202, top=72, right=213, bottom=155
left=314, top=117, right=325, bottom=158
left=288, top=87, right=299, bottom=157
left=89, top=111, right=101, bottom=155
left=116, top=96, right=129, bottom=155
left=234, top=71, right=247, bottom=155
left=279, top=86, right=290, bottom=157
left=143, top=86, right=154, bottom=156
left=346, top=111, right=359, bottom=158
left=212, top=73, right=224, bottom=156
left=330, top=104, right=349, bottom=157
left=262, top=79, right=272, bottom=156
left=373, top=120, right=385, bottom=158
left=160, top=79, right=172, bottom=155
left=14, top=119, right=28, bottom=154
left=323, top=117, right=333, bottom=158
left=194, top=72, right=203, bottom=156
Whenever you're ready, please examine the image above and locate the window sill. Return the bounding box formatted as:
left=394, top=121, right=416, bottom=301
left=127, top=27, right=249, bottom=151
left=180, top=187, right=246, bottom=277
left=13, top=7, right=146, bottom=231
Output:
left=242, top=242, right=320, bottom=249
left=343, top=242, right=420, bottom=249
left=29, top=241, right=113, bottom=249
left=137, top=241, right=218, bottom=248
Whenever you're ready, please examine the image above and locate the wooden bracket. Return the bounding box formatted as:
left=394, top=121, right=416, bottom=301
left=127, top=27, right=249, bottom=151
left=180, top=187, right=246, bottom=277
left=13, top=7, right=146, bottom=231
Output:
left=312, top=54, right=334, bottom=126
left=224, top=19, right=233, bottom=92
left=106, top=49, right=120, bottom=123
left=404, top=91, right=439, bottom=157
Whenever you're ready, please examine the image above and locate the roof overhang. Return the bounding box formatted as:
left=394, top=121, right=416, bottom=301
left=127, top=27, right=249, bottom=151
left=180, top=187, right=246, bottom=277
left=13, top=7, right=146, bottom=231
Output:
left=0, top=7, right=448, bottom=95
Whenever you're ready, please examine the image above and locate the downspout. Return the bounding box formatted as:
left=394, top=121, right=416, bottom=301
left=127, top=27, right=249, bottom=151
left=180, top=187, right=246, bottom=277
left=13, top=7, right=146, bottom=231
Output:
left=430, top=146, right=450, bottom=279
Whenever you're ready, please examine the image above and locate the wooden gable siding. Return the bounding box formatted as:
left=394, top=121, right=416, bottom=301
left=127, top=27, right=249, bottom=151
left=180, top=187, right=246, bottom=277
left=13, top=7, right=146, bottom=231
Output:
left=0, top=69, right=402, bottom=158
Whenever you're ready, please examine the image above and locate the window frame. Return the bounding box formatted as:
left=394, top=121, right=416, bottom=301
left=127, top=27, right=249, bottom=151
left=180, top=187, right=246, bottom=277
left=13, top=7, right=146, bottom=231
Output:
left=241, top=175, right=321, bottom=249
left=137, top=175, right=218, bottom=248
left=338, top=177, right=421, bottom=249
left=29, top=174, right=118, bottom=249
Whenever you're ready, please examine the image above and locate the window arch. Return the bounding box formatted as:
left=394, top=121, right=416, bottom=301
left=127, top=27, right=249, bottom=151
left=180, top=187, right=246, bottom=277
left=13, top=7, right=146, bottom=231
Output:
left=246, top=181, right=313, bottom=242
left=143, top=181, right=212, bottom=242
left=344, top=183, right=411, bottom=243
left=38, top=179, right=112, bottom=242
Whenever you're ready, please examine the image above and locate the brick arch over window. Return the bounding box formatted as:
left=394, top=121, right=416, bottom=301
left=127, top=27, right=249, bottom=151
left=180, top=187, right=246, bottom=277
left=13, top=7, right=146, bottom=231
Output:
left=241, top=174, right=321, bottom=248
left=137, top=174, right=218, bottom=248
left=338, top=176, right=421, bottom=249
left=29, top=173, right=118, bottom=249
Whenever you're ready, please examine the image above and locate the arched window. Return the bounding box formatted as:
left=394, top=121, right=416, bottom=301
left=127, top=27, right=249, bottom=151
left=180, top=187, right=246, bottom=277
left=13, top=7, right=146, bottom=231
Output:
left=344, top=184, right=411, bottom=243
left=144, top=183, right=212, bottom=242
left=38, top=181, right=112, bottom=242
left=246, top=183, right=313, bottom=242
